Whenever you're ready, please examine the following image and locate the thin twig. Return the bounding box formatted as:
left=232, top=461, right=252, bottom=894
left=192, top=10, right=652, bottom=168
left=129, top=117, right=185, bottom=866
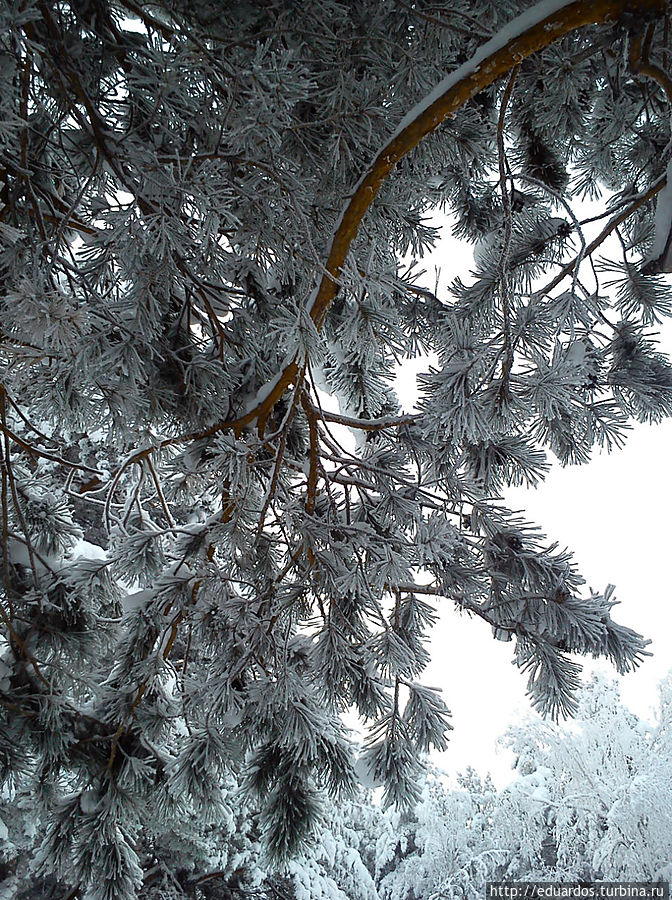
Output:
left=535, top=176, right=666, bottom=297
left=497, top=66, right=519, bottom=391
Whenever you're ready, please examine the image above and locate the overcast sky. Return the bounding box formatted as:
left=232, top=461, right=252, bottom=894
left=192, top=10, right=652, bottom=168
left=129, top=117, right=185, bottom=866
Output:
left=406, top=212, right=672, bottom=787
left=425, top=413, right=672, bottom=786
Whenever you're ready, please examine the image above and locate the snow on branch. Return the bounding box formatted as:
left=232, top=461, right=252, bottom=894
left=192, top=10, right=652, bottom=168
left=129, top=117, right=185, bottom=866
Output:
left=237, top=0, right=668, bottom=433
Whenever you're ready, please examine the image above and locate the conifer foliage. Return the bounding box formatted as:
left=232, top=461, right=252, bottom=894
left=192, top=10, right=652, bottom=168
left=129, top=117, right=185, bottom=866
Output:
left=1, top=0, right=672, bottom=895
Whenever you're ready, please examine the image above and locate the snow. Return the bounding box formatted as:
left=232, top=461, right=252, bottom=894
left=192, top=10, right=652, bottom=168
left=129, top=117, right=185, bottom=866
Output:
left=645, top=157, right=672, bottom=271
left=78, top=789, right=100, bottom=815
left=0, top=657, right=10, bottom=693
left=387, top=0, right=575, bottom=142
left=353, top=754, right=382, bottom=790
left=123, top=588, right=153, bottom=613
left=243, top=353, right=297, bottom=417
left=565, top=340, right=587, bottom=366
left=321, top=831, right=337, bottom=867
left=70, top=538, right=108, bottom=561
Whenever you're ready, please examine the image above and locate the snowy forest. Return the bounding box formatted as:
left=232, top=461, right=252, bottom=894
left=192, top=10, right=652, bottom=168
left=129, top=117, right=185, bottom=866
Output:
left=2, top=0, right=672, bottom=897
left=3, top=674, right=672, bottom=898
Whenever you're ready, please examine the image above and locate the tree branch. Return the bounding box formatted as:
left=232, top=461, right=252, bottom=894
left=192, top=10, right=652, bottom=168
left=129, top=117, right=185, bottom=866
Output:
left=629, top=27, right=672, bottom=104
left=535, top=175, right=667, bottom=296
left=497, top=66, right=519, bottom=393
left=312, top=408, right=421, bottom=431
left=225, top=0, right=668, bottom=433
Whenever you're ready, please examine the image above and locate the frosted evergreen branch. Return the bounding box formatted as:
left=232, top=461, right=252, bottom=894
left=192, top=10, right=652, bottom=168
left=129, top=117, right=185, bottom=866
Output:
left=1, top=0, right=671, bottom=885
left=536, top=176, right=667, bottom=297
left=192, top=0, right=670, bottom=438
left=497, top=65, right=519, bottom=391
left=311, top=407, right=421, bottom=431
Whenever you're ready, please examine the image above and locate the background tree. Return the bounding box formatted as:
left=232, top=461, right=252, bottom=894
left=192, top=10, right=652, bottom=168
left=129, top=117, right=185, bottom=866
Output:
left=504, top=673, right=672, bottom=882
left=1, top=0, right=672, bottom=896
left=373, top=674, right=672, bottom=898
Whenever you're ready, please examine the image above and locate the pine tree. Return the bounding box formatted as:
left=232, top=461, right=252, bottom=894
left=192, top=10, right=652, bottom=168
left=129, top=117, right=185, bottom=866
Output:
left=1, top=0, right=672, bottom=895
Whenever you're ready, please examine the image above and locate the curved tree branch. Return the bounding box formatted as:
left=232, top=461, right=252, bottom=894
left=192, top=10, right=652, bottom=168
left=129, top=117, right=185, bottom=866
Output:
left=629, top=26, right=672, bottom=105
left=73, top=0, right=665, bottom=463
left=228, top=0, right=667, bottom=434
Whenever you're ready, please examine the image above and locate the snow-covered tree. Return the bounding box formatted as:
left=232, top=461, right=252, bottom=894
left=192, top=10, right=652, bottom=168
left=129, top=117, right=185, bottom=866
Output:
left=373, top=767, right=506, bottom=900
left=503, top=673, right=672, bottom=882
left=2, top=0, right=672, bottom=895
left=2, top=670, right=672, bottom=898
left=368, top=673, right=672, bottom=897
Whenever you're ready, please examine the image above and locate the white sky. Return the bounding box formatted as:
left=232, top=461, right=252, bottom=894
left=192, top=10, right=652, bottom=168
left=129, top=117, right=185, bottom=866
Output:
left=425, top=414, right=672, bottom=787
left=404, top=210, right=672, bottom=787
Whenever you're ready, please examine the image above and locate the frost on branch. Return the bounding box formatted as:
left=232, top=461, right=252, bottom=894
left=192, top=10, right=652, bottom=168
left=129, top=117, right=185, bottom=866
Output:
left=0, top=0, right=671, bottom=894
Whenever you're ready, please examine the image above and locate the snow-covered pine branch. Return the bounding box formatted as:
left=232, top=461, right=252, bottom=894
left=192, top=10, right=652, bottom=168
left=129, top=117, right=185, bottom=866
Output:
left=1, top=0, right=671, bottom=894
